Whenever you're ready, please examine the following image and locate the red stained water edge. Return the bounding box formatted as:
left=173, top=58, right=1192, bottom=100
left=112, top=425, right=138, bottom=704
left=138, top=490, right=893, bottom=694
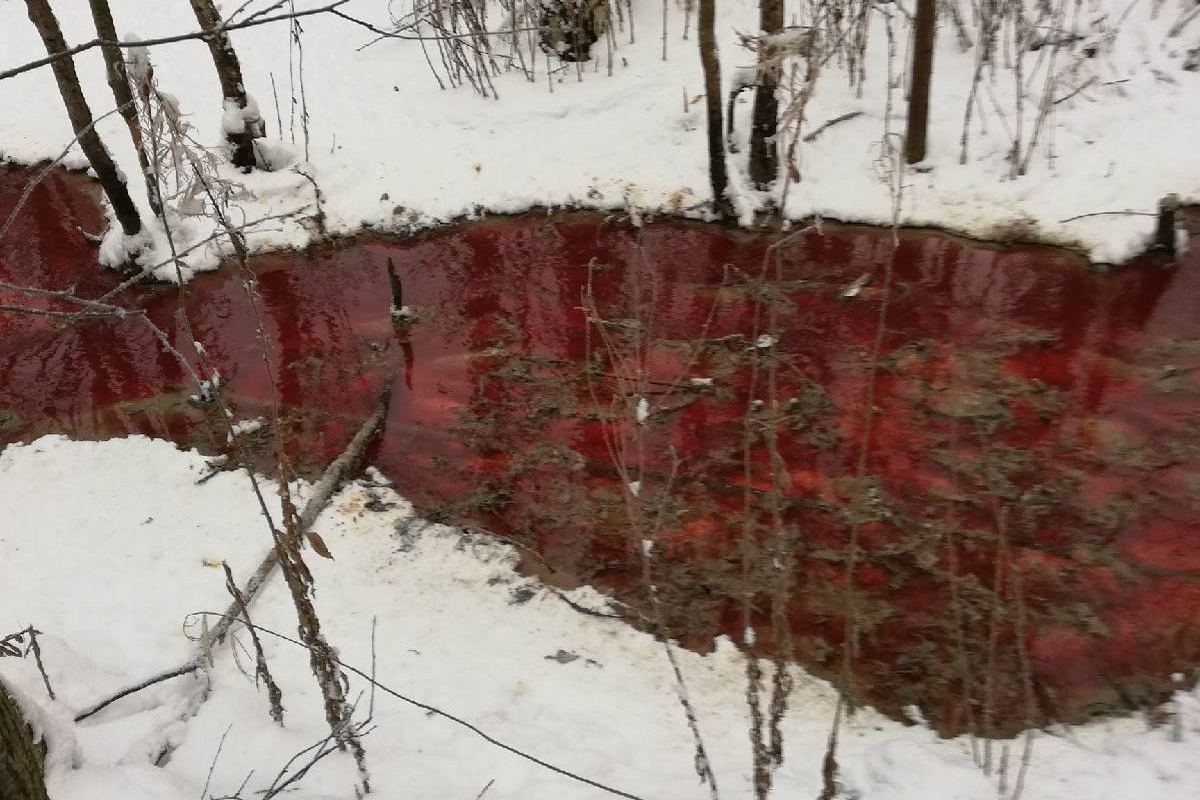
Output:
left=3, top=166, right=1200, bottom=735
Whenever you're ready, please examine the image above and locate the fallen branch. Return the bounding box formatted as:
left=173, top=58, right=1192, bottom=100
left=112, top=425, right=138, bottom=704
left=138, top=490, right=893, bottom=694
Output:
left=546, top=587, right=625, bottom=620
left=74, top=663, right=199, bottom=722
left=1058, top=210, right=1156, bottom=224
left=0, top=304, right=133, bottom=321
left=802, top=110, right=864, bottom=143
left=1052, top=76, right=1096, bottom=106
left=73, top=380, right=394, bottom=723
left=222, top=561, right=284, bottom=724
left=200, top=375, right=396, bottom=660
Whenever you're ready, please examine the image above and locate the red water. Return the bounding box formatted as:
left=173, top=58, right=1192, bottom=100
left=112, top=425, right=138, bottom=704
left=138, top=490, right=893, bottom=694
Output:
left=3, top=167, right=1199, bottom=735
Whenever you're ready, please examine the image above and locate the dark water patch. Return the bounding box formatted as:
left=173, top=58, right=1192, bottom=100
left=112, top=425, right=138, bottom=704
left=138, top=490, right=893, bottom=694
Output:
left=3, top=167, right=1200, bottom=736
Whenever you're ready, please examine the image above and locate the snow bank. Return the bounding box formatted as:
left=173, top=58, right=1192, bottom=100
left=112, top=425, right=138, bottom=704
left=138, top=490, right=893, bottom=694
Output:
left=3, top=435, right=1200, bottom=798
left=0, top=0, right=1195, bottom=271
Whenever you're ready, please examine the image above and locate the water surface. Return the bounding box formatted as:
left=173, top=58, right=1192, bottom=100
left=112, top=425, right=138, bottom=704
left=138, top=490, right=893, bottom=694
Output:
left=3, top=168, right=1199, bottom=734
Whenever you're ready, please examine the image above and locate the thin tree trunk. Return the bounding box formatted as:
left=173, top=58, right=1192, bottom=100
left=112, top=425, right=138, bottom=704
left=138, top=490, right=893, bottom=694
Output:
left=1155, top=193, right=1179, bottom=255
left=87, top=0, right=161, bottom=216
left=0, top=679, right=50, bottom=800
left=748, top=0, right=783, bottom=188
left=698, top=0, right=733, bottom=219
left=25, top=0, right=142, bottom=237
left=905, top=0, right=938, bottom=163
left=188, top=0, right=263, bottom=170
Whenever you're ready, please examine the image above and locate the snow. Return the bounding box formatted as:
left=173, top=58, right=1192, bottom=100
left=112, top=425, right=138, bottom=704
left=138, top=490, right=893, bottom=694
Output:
left=229, top=417, right=265, bottom=438
left=98, top=224, right=154, bottom=269
left=0, top=665, right=82, bottom=779
left=221, top=98, right=248, bottom=136
left=635, top=396, right=650, bottom=424
left=4, top=435, right=1200, bottom=799
left=220, top=95, right=262, bottom=136
left=389, top=303, right=416, bottom=321
left=841, top=273, right=870, bottom=298
left=363, top=466, right=392, bottom=486
left=0, top=0, right=1194, bottom=270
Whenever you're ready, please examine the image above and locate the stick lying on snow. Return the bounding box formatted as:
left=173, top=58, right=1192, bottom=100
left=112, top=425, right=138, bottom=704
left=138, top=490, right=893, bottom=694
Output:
left=199, top=376, right=396, bottom=662
left=74, top=378, right=395, bottom=723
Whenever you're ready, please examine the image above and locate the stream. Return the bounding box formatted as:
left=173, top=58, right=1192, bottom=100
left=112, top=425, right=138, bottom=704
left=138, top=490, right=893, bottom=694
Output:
left=3, top=166, right=1199, bottom=736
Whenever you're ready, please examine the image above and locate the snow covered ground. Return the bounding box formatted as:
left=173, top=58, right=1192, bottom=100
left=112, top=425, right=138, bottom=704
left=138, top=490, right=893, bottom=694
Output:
left=0, top=0, right=1196, bottom=273
left=3, top=435, right=1200, bottom=799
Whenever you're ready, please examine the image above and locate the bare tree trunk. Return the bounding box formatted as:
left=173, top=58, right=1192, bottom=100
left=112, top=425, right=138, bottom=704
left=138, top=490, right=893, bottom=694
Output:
left=748, top=0, right=783, bottom=188
left=187, top=0, right=264, bottom=170
left=86, top=0, right=161, bottom=216
left=25, top=0, right=142, bottom=237
left=0, top=679, right=50, bottom=800
left=1155, top=193, right=1179, bottom=256
left=698, top=0, right=733, bottom=219
left=905, top=0, right=938, bottom=163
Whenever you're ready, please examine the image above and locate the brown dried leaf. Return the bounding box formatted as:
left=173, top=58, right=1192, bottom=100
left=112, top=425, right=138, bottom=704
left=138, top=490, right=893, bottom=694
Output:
left=307, top=531, right=334, bottom=560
